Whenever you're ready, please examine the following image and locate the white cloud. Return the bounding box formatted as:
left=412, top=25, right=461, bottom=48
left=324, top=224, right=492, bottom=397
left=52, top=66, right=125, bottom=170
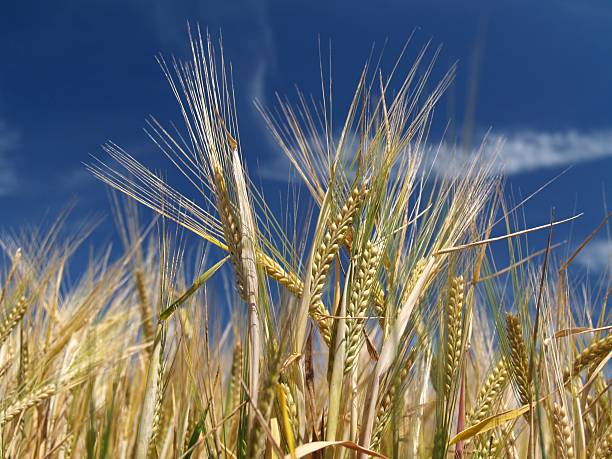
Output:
left=433, top=128, right=612, bottom=178
left=575, top=239, right=612, bottom=274
left=257, top=127, right=612, bottom=184
left=0, top=121, right=18, bottom=197
left=495, top=129, right=612, bottom=174
left=256, top=155, right=304, bottom=184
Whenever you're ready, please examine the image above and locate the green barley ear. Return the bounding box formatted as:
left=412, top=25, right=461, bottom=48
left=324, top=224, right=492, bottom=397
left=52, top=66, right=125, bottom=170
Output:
left=550, top=401, right=575, bottom=459
left=225, top=340, right=244, bottom=449
left=18, top=321, right=29, bottom=391
left=146, top=328, right=166, bottom=458
left=444, top=276, right=465, bottom=398
left=278, top=379, right=297, bottom=442
left=135, top=324, right=166, bottom=459
left=247, top=345, right=281, bottom=458
left=308, top=182, right=369, bottom=345
left=0, top=296, right=28, bottom=350
left=182, top=411, right=205, bottom=459
left=505, top=313, right=531, bottom=409
left=467, top=358, right=509, bottom=426
left=345, top=238, right=382, bottom=374
left=229, top=341, right=244, bottom=411
left=371, top=347, right=418, bottom=451
left=135, top=270, right=155, bottom=346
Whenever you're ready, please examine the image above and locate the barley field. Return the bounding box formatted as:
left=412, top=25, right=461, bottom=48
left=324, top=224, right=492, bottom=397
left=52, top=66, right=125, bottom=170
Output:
left=0, top=28, right=610, bottom=459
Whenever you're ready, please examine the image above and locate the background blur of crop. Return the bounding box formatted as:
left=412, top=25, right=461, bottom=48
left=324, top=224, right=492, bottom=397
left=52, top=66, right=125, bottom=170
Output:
left=1, top=0, right=611, bottom=275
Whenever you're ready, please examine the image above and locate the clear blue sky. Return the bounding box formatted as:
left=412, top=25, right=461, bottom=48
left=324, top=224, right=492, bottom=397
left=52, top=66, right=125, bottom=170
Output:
left=1, top=0, right=611, bottom=275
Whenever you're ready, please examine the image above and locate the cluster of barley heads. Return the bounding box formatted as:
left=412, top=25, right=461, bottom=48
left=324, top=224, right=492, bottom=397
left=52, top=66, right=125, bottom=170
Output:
left=0, top=29, right=610, bottom=458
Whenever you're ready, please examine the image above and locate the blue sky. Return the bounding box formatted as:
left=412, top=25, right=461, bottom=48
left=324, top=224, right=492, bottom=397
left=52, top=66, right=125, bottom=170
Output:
left=1, top=0, right=611, bottom=276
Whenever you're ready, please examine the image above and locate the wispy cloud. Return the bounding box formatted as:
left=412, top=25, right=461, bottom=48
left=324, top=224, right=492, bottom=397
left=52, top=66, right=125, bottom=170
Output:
left=433, top=128, right=612, bottom=177
left=256, top=155, right=302, bottom=183
left=257, top=123, right=612, bottom=184
left=0, top=121, right=18, bottom=197
left=575, top=239, right=612, bottom=274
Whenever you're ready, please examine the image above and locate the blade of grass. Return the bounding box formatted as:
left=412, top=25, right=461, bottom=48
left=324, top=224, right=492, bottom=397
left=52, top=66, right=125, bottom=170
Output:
left=160, top=256, right=229, bottom=320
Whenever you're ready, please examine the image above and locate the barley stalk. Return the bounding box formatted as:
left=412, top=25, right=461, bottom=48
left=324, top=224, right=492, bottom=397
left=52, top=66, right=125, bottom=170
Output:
left=17, top=323, right=29, bottom=435
left=226, top=341, right=243, bottom=449
left=325, top=270, right=350, bottom=445
left=359, top=256, right=438, bottom=455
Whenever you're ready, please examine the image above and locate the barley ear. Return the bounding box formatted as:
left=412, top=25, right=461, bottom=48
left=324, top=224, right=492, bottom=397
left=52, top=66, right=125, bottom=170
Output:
left=0, top=296, right=28, bottom=350
left=146, top=328, right=166, bottom=458
left=258, top=253, right=303, bottom=296
left=345, top=239, right=381, bottom=374
left=505, top=313, right=531, bottom=408
left=231, top=147, right=263, bottom=416
left=0, top=383, right=56, bottom=426
left=134, top=324, right=165, bottom=459
left=136, top=270, right=155, bottom=345
left=593, top=430, right=612, bottom=459
left=213, top=166, right=247, bottom=299
left=563, top=334, right=612, bottom=382
left=467, top=358, right=509, bottom=426
left=550, top=401, right=574, bottom=459
left=279, top=380, right=297, bottom=441
left=247, top=348, right=281, bottom=458
left=371, top=347, right=417, bottom=451
left=309, top=183, right=369, bottom=345
left=444, top=276, right=465, bottom=398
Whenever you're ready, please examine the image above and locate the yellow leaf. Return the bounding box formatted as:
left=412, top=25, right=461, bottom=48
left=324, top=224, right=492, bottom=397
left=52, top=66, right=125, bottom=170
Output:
left=448, top=404, right=531, bottom=446
left=284, top=441, right=388, bottom=459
